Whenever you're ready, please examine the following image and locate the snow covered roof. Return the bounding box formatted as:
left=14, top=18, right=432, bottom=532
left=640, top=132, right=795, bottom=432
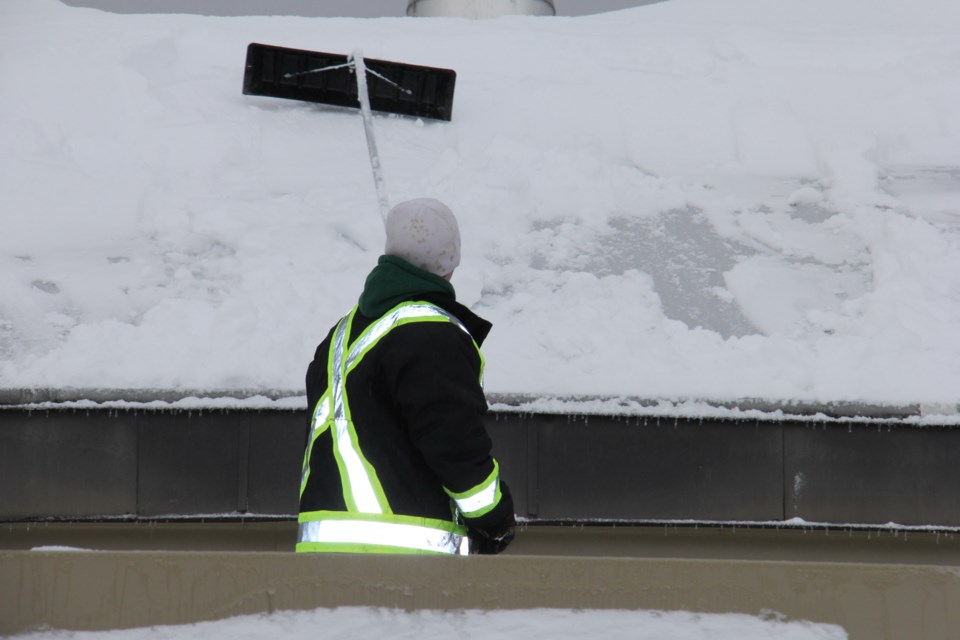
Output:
left=1, top=0, right=958, bottom=414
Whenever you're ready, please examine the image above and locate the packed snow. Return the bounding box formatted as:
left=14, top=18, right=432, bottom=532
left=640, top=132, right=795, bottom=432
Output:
left=14, top=606, right=848, bottom=640
left=1, top=0, right=959, bottom=413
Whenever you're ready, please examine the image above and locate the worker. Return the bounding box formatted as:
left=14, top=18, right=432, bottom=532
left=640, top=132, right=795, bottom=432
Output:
left=297, top=197, right=515, bottom=555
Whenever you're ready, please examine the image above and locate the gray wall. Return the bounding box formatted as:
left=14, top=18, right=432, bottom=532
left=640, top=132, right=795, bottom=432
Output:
left=2, top=408, right=958, bottom=527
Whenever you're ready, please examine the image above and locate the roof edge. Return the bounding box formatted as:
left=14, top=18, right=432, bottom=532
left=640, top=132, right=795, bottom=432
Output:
left=1, top=387, right=956, bottom=421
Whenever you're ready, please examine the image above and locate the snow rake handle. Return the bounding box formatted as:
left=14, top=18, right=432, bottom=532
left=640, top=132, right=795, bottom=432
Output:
left=352, top=52, right=392, bottom=223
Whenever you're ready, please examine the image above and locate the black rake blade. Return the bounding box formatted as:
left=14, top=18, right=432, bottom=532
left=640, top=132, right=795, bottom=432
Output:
left=242, top=43, right=456, bottom=121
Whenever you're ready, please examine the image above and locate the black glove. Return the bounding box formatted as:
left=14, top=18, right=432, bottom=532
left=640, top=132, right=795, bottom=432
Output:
left=469, top=523, right=515, bottom=555
left=464, top=480, right=516, bottom=554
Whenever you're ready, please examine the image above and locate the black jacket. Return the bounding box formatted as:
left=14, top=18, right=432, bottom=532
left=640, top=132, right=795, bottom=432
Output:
left=300, top=256, right=515, bottom=544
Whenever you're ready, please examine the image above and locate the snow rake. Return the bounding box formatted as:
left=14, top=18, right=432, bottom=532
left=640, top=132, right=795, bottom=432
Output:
left=242, top=43, right=456, bottom=121
left=242, top=43, right=457, bottom=221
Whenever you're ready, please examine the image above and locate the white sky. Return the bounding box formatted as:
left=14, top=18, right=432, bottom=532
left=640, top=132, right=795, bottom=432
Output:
left=62, top=0, right=664, bottom=17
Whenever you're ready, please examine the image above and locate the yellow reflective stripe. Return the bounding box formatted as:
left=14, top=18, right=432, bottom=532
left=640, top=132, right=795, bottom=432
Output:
left=299, top=509, right=466, bottom=531
left=345, top=302, right=472, bottom=373
left=296, top=541, right=447, bottom=555
left=297, top=510, right=468, bottom=555
left=307, top=301, right=485, bottom=525
left=477, top=347, right=486, bottom=387
left=344, top=302, right=484, bottom=391
left=445, top=459, right=502, bottom=518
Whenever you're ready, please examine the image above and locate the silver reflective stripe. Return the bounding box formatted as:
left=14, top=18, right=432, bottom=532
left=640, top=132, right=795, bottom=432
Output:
left=300, top=395, right=332, bottom=491
left=313, top=395, right=332, bottom=428
left=331, top=316, right=383, bottom=513
left=453, top=476, right=499, bottom=515
left=299, top=519, right=465, bottom=555
left=345, top=303, right=470, bottom=372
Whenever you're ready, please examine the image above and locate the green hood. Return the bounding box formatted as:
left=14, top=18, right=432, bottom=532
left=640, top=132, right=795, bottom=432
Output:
left=358, top=255, right=456, bottom=318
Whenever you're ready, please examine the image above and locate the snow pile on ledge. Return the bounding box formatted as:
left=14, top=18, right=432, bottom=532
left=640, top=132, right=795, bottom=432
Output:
left=13, top=606, right=848, bottom=640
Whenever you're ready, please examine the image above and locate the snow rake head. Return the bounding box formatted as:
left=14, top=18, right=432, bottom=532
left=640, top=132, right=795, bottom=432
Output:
left=242, top=43, right=457, bottom=121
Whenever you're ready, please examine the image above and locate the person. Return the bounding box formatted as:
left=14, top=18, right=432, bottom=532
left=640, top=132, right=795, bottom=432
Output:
left=297, top=197, right=515, bottom=555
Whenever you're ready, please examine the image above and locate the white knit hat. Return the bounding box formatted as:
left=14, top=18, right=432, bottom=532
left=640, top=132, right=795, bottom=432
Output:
left=384, top=198, right=461, bottom=277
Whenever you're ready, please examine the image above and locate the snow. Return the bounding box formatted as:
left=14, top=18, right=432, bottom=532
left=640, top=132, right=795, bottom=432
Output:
left=13, top=606, right=847, bottom=640
left=1, top=0, right=959, bottom=413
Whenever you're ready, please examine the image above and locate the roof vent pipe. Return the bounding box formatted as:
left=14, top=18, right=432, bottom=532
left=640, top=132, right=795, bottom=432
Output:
left=407, top=0, right=556, bottom=18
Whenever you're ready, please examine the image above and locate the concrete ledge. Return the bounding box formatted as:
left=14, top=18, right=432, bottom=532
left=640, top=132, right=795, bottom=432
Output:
left=4, top=522, right=960, bottom=567
left=4, top=549, right=960, bottom=639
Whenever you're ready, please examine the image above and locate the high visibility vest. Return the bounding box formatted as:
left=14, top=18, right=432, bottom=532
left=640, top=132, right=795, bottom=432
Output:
left=297, top=301, right=503, bottom=555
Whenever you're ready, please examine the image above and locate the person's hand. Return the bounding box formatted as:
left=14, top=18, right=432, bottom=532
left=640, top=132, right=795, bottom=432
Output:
left=469, top=524, right=515, bottom=555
